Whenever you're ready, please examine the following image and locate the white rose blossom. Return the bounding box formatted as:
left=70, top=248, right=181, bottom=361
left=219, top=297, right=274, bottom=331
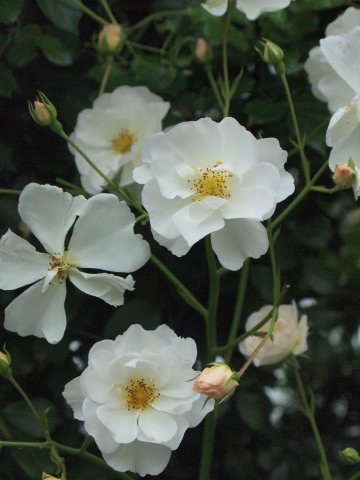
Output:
left=304, top=7, right=360, bottom=113
left=134, top=117, right=294, bottom=271
left=63, top=324, right=214, bottom=477
left=238, top=302, right=309, bottom=366
left=69, top=86, right=170, bottom=194
left=0, top=183, right=150, bottom=343
left=326, top=94, right=360, bottom=200
left=201, top=0, right=292, bottom=20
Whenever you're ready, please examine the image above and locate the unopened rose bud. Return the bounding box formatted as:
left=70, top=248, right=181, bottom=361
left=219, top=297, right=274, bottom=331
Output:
left=256, top=39, right=285, bottom=74
left=34, top=101, right=51, bottom=125
left=0, top=347, right=12, bottom=380
left=193, top=363, right=239, bottom=401
left=333, top=163, right=355, bottom=189
left=98, top=24, right=122, bottom=54
left=339, top=447, right=360, bottom=465
left=195, top=37, right=212, bottom=63
left=28, top=92, right=63, bottom=134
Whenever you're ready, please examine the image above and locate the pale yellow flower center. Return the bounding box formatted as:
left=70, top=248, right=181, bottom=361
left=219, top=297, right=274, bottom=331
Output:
left=123, top=378, right=159, bottom=411
left=48, top=253, right=71, bottom=283
left=188, top=162, right=233, bottom=201
left=111, top=129, right=137, bottom=154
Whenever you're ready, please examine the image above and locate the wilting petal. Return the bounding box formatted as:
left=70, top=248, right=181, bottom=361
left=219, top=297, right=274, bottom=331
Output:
left=69, top=268, right=134, bottom=306
left=4, top=280, right=67, bottom=344
left=0, top=230, right=49, bottom=290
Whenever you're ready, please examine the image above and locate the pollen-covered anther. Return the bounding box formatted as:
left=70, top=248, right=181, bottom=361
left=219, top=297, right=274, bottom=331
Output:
left=123, top=378, right=160, bottom=411
left=189, top=162, right=233, bottom=201
left=48, top=253, right=70, bottom=282
left=111, top=129, right=137, bottom=154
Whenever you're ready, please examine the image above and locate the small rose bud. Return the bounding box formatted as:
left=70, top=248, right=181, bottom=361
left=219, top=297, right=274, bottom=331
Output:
left=339, top=447, right=360, bottom=465
left=193, top=363, right=239, bottom=401
left=28, top=92, right=63, bottom=134
left=0, top=347, right=12, bottom=380
left=34, top=101, right=51, bottom=125
left=256, top=39, right=285, bottom=74
left=333, top=163, right=355, bottom=189
left=98, top=24, right=122, bottom=54
left=42, top=473, right=65, bottom=480
left=195, top=37, right=212, bottom=63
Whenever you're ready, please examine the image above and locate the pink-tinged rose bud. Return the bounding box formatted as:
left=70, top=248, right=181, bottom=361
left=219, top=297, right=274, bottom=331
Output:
left=34, top=101, right=51, bottom=124
left=239, top=302, right=308, bottom=366
left=195, top=37, right=212, bottom=63
left=193, top=363, right=239, bottom=400
left=333, top=163, right=354, bottom=189
left=98, top=24, right=122, bottom=54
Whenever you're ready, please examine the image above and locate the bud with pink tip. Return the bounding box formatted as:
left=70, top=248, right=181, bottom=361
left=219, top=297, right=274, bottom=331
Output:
left=193, top=363, right=239, bottom=401
left=195, top=37, right=212, bottom=63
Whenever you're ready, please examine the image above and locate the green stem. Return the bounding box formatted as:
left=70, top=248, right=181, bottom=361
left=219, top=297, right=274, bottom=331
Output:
left=8, top=377, right=67, bottom=477
left=71, top=0, right=108, bottom=25
left=60, top=131, right=143, bottom=213
left=0, top=440, right=134, bottom=479
left=311, top=185, right=339, bottom=194
left=128, top=8, right=193, bottom=34
left=270, top=160, right=328, bottom=231
left=9, top=377, right=43, bottom=427
left=221, top=1, right=234, bottom=117
left=98, top=58, right=113, bottom=96
left=224, top=259, right=250, bottom=364
left=215, top=285, right=289, bottom=354
left=205, top=236, right=220, bottom=362
left=280, top=72, right=311, bottom=183
left=198, top=408, right=218, bottom=480
left=0, top=188, right=21, bottom=195
left=293, top=359, right=332, bottom=480
left=205, top=65, right=224, bottom=112
left=150, top=254, right=207, bottom=319
left=99, top=0, right=118, bottom=24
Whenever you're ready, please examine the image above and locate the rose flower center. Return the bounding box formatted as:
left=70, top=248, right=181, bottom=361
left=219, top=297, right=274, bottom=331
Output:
left=123, top=378, right=159, bottom=411
left=189, top=162, right=233, bottom=201
left=111, top=129, right=137, bottom=154
left=48, top=254, right=71, bottom=283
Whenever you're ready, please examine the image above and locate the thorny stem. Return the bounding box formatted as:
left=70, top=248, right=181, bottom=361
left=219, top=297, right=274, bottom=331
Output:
left=205, top=235, right=220, bottom=362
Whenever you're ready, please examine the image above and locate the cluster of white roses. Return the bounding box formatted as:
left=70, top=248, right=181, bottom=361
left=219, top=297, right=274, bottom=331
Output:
left=0, top=0, right=317, bottom=474
left=305, top=7, right=360, bottom=199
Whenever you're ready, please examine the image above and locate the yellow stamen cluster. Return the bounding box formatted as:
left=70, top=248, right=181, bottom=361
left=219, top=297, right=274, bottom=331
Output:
left=111, top=129, right=136, bottom=154
left=123, top=378, right=159, bottom=411
left=188, top=162, right=233, bottom=201
left=48, top=253, right=70, bottom=283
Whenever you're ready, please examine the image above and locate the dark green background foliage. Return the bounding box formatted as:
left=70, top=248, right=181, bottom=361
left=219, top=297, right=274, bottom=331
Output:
left=0, top=0, right=359, bottom=479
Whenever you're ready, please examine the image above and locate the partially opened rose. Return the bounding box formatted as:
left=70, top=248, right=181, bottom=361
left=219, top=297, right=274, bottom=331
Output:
left=201, top=0, right=292, bottom=20
left=239, top=302, right=308, bottom=366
